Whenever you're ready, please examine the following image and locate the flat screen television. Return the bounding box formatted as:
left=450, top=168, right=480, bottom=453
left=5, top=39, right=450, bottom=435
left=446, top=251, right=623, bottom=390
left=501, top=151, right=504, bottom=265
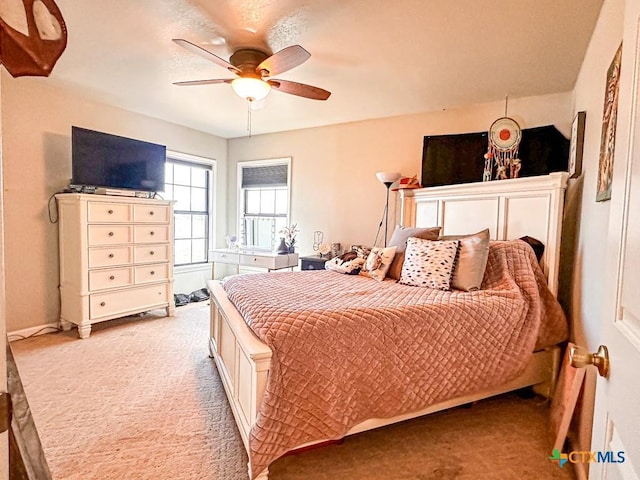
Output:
left=71, top=126, right=166, bottom=193
left=421, top=126, right=569, bottom=187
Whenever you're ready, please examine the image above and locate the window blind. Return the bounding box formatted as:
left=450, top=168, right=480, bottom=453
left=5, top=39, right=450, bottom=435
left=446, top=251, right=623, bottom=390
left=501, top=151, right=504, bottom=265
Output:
left=241, top=164, right=288, bottom=188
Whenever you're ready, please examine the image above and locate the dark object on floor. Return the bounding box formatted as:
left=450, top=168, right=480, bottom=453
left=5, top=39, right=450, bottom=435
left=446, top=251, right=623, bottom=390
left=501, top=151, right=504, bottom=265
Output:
left=174, top=288, right=210, bottom=307
left=516, top=386, right=537, bottom=399
left=174, top=293, right=190, bottom=307
left=189, top=288, right=210, bottom=303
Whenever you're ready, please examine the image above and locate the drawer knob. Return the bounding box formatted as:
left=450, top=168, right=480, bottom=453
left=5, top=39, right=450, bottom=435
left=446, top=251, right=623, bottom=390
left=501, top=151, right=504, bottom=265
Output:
left=149, top=211, right=155, bottom=216
left=109, top=275, right=115, bottom=280
left=108, top=253, right=114, bottom=258
left=108, top=209, right=114, bottom=214
left=108, top=231, right=114, bottom=237
left=150, top=231, right=155, bottom=236
left=254, top=258, right=257, bottom=262
left=150, top=251, right=155, bottom=255
left=150, top=271, right=155, bottom=275
left=100, top=302, right=106, bottom=307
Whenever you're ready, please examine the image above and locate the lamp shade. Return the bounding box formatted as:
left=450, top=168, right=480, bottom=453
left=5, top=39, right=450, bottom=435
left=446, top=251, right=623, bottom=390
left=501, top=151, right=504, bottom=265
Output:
left=376, top=171, right=402, bottom=185
left=231, top=77, right=272, bottom=101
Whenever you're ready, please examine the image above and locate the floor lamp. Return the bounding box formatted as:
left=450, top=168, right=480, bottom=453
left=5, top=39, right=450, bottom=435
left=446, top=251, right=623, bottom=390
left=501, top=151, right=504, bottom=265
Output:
left=375, top=171, right=401, bottom=247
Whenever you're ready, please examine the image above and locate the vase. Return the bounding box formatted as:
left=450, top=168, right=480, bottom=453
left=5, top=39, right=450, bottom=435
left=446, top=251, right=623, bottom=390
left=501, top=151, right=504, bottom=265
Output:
left=288, top=245, right=296, bottom=254
left=276, top=238, right=289, bottom=255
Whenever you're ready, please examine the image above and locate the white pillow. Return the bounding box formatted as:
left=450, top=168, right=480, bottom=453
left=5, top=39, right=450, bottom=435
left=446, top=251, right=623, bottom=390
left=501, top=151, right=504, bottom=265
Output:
left=359, top=246, right=397, bottom=281
left=399, top=238, right=459, bottom=290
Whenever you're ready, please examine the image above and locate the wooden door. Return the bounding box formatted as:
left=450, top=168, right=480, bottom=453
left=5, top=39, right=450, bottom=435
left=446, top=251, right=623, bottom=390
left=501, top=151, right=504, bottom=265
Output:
left=590, top=2, right=640, bottom=478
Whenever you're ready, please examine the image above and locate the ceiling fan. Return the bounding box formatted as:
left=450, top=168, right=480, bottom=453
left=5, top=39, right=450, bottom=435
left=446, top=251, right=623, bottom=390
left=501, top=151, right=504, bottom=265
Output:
left=172, top=39, right=331, bottom=102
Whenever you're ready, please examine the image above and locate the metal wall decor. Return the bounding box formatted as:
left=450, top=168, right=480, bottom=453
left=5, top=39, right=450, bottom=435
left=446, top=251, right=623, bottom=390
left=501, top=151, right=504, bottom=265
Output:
left=313, top=231, right=324, bottom=253
left=0, top=0, right=68, bottom=77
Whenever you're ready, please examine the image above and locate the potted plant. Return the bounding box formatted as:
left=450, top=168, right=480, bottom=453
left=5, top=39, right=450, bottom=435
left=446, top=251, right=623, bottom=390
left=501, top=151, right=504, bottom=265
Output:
left=279, top=223, right=299, bottom=253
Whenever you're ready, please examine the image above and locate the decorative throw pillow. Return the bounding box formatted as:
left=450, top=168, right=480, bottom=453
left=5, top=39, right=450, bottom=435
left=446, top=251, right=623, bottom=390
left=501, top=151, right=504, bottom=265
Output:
left=399, top=238, right=459, bottom=290
left=387, top=225, right=441, bottom=280
left=352, top=245, right=372, bottom=259
left=440, top=229, right=490, bottom=291
left=359, top=246, right=397, bottom=281
left=325, top=251, right=366, bottom=275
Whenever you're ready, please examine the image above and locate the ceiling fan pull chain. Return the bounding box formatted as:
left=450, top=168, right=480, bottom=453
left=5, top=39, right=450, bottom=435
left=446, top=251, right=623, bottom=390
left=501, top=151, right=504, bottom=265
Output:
left=247, top=99, right=253, bottom=137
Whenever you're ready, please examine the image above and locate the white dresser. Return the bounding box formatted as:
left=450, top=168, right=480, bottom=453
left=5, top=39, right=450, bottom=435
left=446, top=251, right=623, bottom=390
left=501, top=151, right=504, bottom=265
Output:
left=56, top=193, right=175, bottom=338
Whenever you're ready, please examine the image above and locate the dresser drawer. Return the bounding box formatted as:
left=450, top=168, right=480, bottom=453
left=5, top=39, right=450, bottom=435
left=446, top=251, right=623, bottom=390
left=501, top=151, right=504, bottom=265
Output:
left=88, top=246, right=133, bottom=268
left=212, top=251, right=239, bottom=264
left=89, top=267, right=134, bottom=291
left=90, top=283, right=169, bottom=320
left=134, top=204, right=170, bottom=223
left=88, top=225, right=134, bottom=246
left=87, top=202, right=132, bottom=223
left=134, top=225, right=170, bottom=243
left=239, top=254, right=276, bottom=269
left=135, top=264, right=169, bottom=284
left=134, top=244, right=170, bottom=264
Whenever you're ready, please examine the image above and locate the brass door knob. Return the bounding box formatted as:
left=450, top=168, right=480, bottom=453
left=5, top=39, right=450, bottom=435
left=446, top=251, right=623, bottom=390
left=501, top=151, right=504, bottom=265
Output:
left=570, top=344, right=610, bottom=378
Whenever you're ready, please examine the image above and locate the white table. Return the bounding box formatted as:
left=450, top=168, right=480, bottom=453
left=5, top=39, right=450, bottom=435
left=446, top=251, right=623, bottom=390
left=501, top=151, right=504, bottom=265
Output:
left=209, top=248, right=299, bottom=278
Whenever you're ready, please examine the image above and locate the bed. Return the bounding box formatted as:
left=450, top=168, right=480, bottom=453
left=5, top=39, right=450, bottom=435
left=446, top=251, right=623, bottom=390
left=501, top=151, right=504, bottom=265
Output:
left=207, top=172, right=569, bottom=479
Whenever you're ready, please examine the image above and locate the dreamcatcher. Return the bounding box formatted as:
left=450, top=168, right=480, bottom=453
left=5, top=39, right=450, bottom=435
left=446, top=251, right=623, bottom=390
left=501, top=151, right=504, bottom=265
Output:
left=484, top=97, right=522, bottom=181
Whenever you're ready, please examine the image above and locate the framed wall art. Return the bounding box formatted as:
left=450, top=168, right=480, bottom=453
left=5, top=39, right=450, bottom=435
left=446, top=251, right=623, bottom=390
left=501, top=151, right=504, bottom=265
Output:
left=596, top=42, right=622, bottom=202
left=569, top=111, right=586, bottom=178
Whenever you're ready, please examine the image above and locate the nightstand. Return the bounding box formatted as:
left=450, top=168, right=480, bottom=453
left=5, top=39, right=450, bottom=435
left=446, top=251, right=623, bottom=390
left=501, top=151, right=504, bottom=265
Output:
left=300, top=256, right=329, bottom=271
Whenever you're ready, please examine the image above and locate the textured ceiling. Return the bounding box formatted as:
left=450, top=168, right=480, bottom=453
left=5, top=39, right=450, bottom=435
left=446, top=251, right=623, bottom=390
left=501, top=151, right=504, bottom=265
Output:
left=43, top=0, right=603, bottom=138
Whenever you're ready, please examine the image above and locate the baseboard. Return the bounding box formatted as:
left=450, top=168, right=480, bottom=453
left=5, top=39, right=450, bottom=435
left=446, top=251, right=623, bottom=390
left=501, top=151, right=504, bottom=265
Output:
left=7, top=322, right=61, bottom=342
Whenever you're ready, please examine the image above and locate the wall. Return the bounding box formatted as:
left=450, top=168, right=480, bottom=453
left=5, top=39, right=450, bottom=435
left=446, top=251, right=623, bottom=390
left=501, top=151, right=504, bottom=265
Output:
left=569, top=0, right=623, bottom=469
left=1, top=73, right=228, bottom=333
left=227, top=93, right=573, bottom=259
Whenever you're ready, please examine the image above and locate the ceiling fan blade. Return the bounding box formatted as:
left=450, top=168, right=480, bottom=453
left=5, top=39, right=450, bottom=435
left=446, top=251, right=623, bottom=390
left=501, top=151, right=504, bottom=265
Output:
left=173, top=39, right=241, bottom=75
left=173, top=79, right=233, bottom=86
left=268, top=79, right=331, bottom=100
left=257, top=45, right=310, bottom=77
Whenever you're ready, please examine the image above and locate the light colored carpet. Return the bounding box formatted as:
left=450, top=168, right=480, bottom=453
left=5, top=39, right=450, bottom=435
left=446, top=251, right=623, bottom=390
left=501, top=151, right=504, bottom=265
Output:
left=11, top=303, right=574, bottom=480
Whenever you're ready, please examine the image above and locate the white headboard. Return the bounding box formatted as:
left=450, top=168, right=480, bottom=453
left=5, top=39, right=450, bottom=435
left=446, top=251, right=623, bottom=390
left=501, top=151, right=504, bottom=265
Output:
left=399, top=172, right=569, bottom=295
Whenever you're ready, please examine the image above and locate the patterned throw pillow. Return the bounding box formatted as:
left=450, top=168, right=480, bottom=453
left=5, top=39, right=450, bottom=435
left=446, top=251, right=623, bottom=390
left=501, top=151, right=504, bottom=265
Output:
left=359, top=246, right=397, bottom=281
left=386, top=225, right=441, bottom=280
left=325, top=253, right=366, bottom=275
left=399, top=238, right=459, bottom=290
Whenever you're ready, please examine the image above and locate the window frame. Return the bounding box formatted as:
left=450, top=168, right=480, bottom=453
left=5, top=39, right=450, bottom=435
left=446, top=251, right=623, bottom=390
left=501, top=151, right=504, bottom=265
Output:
left=237, top=157, right=291, bottom=251
left=165, top=150, right=216, bottom=267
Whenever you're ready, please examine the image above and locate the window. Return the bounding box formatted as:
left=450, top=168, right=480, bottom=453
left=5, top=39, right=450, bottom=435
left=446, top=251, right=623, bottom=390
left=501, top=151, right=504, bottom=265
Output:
left=161, top=154, right=214, bottom=266
left=238, top=159, right=290, bottom=250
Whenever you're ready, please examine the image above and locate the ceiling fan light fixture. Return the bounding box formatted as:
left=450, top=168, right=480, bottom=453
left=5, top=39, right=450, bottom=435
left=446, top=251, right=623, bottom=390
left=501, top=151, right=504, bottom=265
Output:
left=231, top=77, right=271, bottom=101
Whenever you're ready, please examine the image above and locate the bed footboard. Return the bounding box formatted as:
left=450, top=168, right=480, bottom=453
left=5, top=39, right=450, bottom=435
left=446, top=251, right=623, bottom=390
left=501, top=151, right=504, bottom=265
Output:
left=207, top=280, right=271, bottom=453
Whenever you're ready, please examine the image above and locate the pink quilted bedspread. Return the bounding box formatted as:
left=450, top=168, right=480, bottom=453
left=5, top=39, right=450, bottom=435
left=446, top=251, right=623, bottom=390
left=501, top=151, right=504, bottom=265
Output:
left=222, top=241, right=567, bottom=477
